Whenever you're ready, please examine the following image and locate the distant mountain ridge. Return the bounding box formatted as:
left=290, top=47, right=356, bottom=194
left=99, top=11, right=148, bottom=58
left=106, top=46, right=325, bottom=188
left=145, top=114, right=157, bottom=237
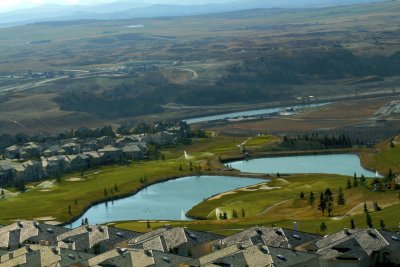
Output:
left=0, top=0, right=388, bottom=27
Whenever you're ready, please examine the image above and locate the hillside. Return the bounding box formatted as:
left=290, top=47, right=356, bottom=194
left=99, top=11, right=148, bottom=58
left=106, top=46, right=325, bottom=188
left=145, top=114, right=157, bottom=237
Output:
left=0, top=1, right=400, bottom=133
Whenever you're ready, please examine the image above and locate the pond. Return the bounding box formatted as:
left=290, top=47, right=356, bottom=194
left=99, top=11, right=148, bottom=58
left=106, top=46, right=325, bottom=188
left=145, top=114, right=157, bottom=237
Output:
left=184, top=103, right=329, bottom=124
left=69, top=175, right=266, bottom=228
left=228, top=154, right=377, bottom=177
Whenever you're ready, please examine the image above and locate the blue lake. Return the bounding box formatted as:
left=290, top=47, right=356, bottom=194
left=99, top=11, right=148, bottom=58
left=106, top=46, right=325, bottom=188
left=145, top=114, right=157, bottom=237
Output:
left=229, top=154, right=377, bottom=177
left=69, top=175, right=265, bottom=228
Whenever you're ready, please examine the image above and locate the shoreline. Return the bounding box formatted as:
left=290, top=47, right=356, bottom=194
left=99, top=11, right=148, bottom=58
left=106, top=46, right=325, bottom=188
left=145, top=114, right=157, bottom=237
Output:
left=60, top=171, right=272, bottom=227
left=61, top=148, right=380, bottom=227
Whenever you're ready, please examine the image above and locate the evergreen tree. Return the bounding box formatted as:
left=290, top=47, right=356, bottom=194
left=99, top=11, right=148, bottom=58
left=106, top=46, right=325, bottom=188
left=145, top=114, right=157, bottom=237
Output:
left=1, top=189, right=4, bottom=197
left=179, top=164, right=183, bottom=171
left=325, top=188, right=334, bottom=217
left=114, top=183, right=118, bottom=192
left=84, top=218, right=88, bottom=225
left=320, top=222, right=327, bottom=235
left=241, top=208, right=245, bottom=218
left=364, top=202, right=369, bottom=213
left=346, top=177, right=352, bottom=189
left=104, top=188, right=107, bottom=197
left=68, top=205, right=71, bottom=215
left=147, top=220, right=151, bottom=228
left=337, top=187, right=345, bottom=205
left=360, top=174, right=366, bottom=186
left=373, top=202, right=381, bottom=211
left=387, top=169, right=394, bottom=182
left=223, top=212, right=227, bottom=220
left=380, top=220, right=385, bottom=230
left=366, top=213, right=373, bottom=228
left=318, top=192, right=326, bottom=215
left=300, top=192, right=305, bottom=199
left=353, top=173, right=358, bottom=187
left=309, top=191, right=315, bottom=206
left=350, top=218, right=356, bottom=229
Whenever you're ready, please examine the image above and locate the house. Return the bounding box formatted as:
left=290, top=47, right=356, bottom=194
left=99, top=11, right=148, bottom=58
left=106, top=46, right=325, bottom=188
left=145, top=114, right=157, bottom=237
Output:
left=20, top=142, right=42, bottom=159
left=43, top=145, right=65, bottom=157
left=316, top=228, right=394, bottom=267
left=143, top=131, right=176, bottom=146
left=212, top=227, right=321, bottom=251
left=20, top=160, right=43, bottom=182
left=57, top=225, right=110, bottom=254
left=128, top=226, right=223, bottom=257
left=83, top=151, right=102, bottom=167
left=62, top=143, right=80, bottom=155
left=0, top=161, right=15, bottom=185
left=85, top=248, right=191, bottom=267
left=43, top=155, right=68, bottom=176
left=4, top=145, right=21, bottom=159
left=98, top=146, right=122, bottom=164
left=67, top=154, right=90, bottom=171
left=97, top=136, right=116, bottom=148
left=187, top=243, right=319, bottom=267
left=122, top=144, right=143, bottom=160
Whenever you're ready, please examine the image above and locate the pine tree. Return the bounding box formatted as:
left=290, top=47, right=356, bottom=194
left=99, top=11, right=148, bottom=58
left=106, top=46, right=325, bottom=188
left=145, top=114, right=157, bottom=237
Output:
left=300, top=192, right=305, bottom=199
left=346, top=177, right=352, bottom=189
left=350, top=218, right=356, bottom=229
left=68, top=205, right=71, bottom=215
left=309, top=191, right=315, bottom=206
left=318, top=192, right=326, bottom=215
left=360, top=174, right=366, bottom=186
left=320, top=222, right=327, bottom=235
left=104, top=188, right=107, bottom=197
left=364, top=202, right=369, bottom=213
left=241, top=208, right=245, bottom=218
left=147, top=220, right=150, bottom=229
left=179, top=164, right=183, bottom=171
left=337, top=187, right=345, bottom=205
left=380, top=220, right=385, bottom=230
left=325, top=188, right=334, bottom=217
left=353, top=173, right=358, bottom=187
left=366, top=213, right=373, bottom=228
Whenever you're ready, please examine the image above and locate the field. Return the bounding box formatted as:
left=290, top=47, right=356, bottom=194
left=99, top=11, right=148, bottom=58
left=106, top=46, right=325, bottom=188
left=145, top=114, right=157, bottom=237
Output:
left=1, top=1, right=400, bottom=133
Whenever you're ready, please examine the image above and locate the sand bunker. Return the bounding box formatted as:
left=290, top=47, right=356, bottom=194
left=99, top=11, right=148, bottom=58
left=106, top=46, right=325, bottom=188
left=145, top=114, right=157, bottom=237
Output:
left=208, top=191, right=237, bottom=201
left=66, top=177, right=84, bottom=182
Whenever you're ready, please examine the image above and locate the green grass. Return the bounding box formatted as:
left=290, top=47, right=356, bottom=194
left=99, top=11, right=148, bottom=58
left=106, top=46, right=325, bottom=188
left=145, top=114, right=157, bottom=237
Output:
left=0, top=134, right=260, bottom=224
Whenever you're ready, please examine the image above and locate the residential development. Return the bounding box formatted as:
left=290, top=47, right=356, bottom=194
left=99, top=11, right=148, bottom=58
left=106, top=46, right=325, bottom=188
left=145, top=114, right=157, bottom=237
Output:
left=0, top=221, right=399, bottom=266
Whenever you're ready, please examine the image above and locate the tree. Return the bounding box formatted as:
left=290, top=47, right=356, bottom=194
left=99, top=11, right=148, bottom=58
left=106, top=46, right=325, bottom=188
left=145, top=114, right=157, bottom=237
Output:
left=68, top=205, right=71, bottom=215
left=241, top=208, right=245, bottom=218
left=380, top=220, right=385, bottom=230
left=324, top=188, right=334, bottom=217
left=189, top=161, right=193, bottom=171
left=387, top=168, right=394, bottom=182
left=346, top=177, right=352, bottom=189
left=366, top=213, right=373, bottom=228
left=232, top=209, right=238, bottom=218
left=373, top=202, right=381, bottom=211
left=104, top=188, right=108, bottom=197
left=223, top=212, right=227, bottom=220
left=84, top=218, right=89, bottom=225
left=300, top=192, right=305, bottom=199
left=114, top=183, right=118, bottom=192
left=179, top=164, right=183, bottom=171
left=320, top=222, right=327, bottom=235
left=147, top=220, right=150, bottom=229
left=353, top=173, right=358, bottom=187
left=309, top=191, right=315, bottom=206
left=318, top=192, right=326, bottom=215
left=337, top=187, right=345, bottom=205
left=360, top=174, right=365, bottom=185
left=350, top=218, right=356, bottom=229
left=1, top=189, right=4, bottom=198
left=364, top=202, right=369, bottom=213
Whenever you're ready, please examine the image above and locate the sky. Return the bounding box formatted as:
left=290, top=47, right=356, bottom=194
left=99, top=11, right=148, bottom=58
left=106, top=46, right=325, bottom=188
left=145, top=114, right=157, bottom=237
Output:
left=0, top=0, right=236, bottom=12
